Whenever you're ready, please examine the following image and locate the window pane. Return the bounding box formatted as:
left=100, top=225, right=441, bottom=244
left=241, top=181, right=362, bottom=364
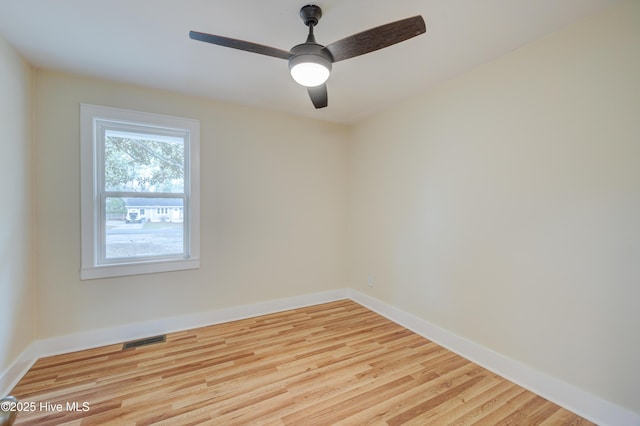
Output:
left=104, top=131, right=184, bottom=193
left=105, top=197, right=184, bottom=260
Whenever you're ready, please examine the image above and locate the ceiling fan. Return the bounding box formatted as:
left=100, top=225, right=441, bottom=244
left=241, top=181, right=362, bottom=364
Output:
left=189, top=5, right=426, bottom=109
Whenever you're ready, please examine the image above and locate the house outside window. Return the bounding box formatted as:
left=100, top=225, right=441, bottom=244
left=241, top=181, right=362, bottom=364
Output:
left=80, top=104, right=200, bottom=279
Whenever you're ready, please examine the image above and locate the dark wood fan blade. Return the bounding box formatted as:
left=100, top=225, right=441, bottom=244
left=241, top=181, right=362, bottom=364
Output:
left=323, top=15, right=426, bottom=63
left=308, top=85, right=328, bottom=109
left=189, top=31, right=291, bottom=60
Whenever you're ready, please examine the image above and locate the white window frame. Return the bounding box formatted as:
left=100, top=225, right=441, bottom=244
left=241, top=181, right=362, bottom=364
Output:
left=80, top=104, right=200, bottom=280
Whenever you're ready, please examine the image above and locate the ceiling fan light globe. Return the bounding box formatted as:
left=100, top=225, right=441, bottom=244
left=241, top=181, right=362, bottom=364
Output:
left=290, top=62, right=330, bottom=87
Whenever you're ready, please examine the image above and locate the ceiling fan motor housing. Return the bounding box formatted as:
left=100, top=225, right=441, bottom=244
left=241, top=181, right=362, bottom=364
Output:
left=289, top=43, right=333, bottom=70
left=288, top=43, right=333, bottom=87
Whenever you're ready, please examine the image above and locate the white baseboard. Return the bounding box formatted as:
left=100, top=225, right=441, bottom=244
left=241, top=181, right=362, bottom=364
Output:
left=3, top=287, right=638, bottom=425
left=0, top=342, right=39, bottom=398
left=1, top=288, right=349, bottom=396
left=36, top=288, right=350, bottom=358
left=348, top=289, right=640, bottom=426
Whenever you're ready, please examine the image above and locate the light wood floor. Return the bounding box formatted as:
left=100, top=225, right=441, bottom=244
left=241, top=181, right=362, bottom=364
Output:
left=11, top=300, right=593, bottom=425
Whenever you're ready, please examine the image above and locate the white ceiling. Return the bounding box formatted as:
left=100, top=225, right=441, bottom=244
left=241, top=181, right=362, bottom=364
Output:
left=0, top=0, right=623, bottom=124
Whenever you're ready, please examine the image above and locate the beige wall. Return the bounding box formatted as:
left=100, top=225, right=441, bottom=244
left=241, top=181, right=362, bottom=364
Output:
left=33, top=71, right=349, bottom=338
left=0, top=36, right=34, bottom=374
left=348, top=0, right=639, bottom=414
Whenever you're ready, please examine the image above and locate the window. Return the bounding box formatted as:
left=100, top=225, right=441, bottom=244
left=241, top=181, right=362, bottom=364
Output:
left=80, top=104, right=200, bottom=279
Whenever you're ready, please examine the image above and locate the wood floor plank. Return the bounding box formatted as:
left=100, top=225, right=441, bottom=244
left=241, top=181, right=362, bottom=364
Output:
left=471, top=388, right=539, bottom=425
left=10, top=300, right=595, bottom=425
left=405, top=373, right=505, bottom=425
left=436, top=380, right=525, bottom=425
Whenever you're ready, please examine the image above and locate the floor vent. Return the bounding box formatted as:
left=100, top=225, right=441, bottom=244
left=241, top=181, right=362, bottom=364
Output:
left=122, top=335, right=166, bottom=350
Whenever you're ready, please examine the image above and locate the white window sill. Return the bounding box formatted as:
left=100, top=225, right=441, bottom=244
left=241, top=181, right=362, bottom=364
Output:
left=80, top=258, right=200, bottom=280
